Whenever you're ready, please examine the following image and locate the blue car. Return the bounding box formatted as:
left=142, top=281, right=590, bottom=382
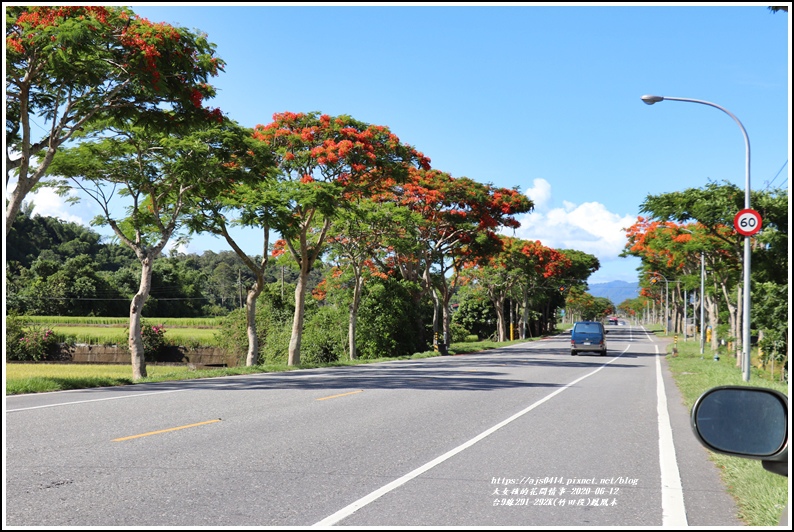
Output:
left=570, top=321, right=608, bottom=356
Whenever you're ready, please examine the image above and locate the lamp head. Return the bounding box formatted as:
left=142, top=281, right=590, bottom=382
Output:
left=641, top=94, right=664, bottom=105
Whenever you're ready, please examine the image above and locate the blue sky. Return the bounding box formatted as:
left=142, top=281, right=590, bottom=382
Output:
left=12, top=3, right=791, bottom=285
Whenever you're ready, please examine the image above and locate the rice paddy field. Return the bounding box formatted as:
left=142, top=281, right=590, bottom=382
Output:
left=18, top=316, right=222, bottom=347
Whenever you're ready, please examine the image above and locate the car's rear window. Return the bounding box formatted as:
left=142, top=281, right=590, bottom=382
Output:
left=574, top=323, right=601, bottom=334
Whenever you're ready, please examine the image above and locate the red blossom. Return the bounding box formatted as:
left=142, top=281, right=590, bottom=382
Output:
left=272, top=239, right=287, bottom=257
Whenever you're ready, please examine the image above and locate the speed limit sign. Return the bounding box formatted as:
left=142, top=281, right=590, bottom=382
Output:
left=734, top=208, right=762, bottom=236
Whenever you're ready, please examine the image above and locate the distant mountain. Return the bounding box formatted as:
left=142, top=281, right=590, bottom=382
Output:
left=587, top=280, right=640, bottom=307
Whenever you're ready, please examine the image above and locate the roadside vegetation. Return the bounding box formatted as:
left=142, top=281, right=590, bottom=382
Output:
left=663, top=334, right=787, bottom=527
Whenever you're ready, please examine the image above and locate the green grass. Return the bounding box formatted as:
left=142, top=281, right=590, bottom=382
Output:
left=21, top=316, right=221, bottom=327
left=49, top=325, right=219, bottom=346
left=4, top=328, right=787, bottom=525
left=665, top=338, right=788, bottom=527
left=4, top=363, right=284, bottom=394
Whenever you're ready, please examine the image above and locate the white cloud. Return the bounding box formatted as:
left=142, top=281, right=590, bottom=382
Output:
left=500, top=179, right=640, bottom=283
left=523, top=178, right=552, bottom=210
left=17, top=187, right=88, bottom=226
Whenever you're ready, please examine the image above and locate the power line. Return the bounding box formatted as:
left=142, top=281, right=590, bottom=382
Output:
left=763, top=160, right=788, bottom=191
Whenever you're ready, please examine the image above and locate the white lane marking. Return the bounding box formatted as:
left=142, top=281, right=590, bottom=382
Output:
left=656, top=344, right=688, bottom=526
left=6, top=389, right=188, bottom=412
left=314, top=345, right=631, bottom=527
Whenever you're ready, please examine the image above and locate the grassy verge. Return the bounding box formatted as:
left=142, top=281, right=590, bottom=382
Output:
left=664, top=337, right=788, bottom=527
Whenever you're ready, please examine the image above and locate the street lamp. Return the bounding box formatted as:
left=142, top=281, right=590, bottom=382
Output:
left=641, top=94, right=752, bottom=382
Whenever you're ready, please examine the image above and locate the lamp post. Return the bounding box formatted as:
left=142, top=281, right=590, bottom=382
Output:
left=641, top=95, right=752, bottom=382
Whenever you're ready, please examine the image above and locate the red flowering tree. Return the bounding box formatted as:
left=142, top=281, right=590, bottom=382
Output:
left=6, top=5, right=225, bottom=235
left=457, top=238, right=523, bottom=342
left=459, top=237, right=572, bottom=341
left=512, top=239, right=572, bottom=338
left=252, top=111, right=430, bottom=366
left=623, top=216, right=740, bottom=350
left=386, top=168, right=533, bottom=352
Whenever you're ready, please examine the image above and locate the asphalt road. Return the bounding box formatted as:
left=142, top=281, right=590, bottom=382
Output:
left=4, top=325, right=744, bottom=527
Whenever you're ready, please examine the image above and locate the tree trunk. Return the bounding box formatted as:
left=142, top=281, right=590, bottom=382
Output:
left=6, top=181, right=30, bottom=238
left=493, top=294, right=507, bottom=342
left=707, top=295, right=720, bottom=352
left=288, top=269, right=309, bottom=366
left=440, top=279, right=453, bottom=352
left=521, top=285, right=529, bottom=339
left=6, top=144, right=56, bottom=236
left=129, top=256, right=154, bottom=380
left=429, top=287, right=447, bottom=355
left=348, top=272, right=364, bottom=360
left=220, top=222, right=268, bottom=367
left=245, top=285, right=261, bottom=366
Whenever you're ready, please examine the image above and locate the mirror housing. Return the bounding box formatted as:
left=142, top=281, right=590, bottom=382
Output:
left=691, top=385, right=788, bottom=477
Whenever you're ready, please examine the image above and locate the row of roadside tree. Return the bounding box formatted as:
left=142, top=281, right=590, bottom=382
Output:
left=6, top=6, right=601, bottom=380
left=617, top=181, right=788, bottom=376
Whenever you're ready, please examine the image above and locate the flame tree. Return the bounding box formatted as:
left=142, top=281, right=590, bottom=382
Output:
left=459, top=237, right=574, bottom=341
left=321, top=200, right=401, bottom=360
left=624, top=215, right=746, bottom=350
left=6, top=5, right=224, bottom=235
left=385, top=168, right=532, bottom=353
left=250, top=111, right=430, bottom=366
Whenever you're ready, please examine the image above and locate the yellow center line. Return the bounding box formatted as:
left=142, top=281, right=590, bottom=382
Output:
left=316, top=390, right=364, bottom=401
left=112, top=419, right=221, bottom=442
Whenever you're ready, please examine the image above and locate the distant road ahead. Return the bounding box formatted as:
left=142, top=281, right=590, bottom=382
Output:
left=5, top=325, right=742, bottom=527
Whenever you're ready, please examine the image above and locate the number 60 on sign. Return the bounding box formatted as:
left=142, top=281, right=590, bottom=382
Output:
left=733, top=208, right=762, bottom=236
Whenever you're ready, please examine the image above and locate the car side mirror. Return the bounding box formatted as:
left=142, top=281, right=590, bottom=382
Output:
left=605, top=330, right=609, bottom=334
left=691, top=385, right=788, bottom=477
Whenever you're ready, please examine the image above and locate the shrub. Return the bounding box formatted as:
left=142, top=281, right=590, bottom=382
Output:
left=452, top=289, right=496, bottom=340
left=5, top=315, right=61, bottom=361
left=450, top=321, right=470, bottom=344
left=141, top=323, right=167, bottom=362
left=356, top=278, right=430, bottom=359
left=216, top=287, right=295, bottom=366
left=300, top=305, right=347, bottom=364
